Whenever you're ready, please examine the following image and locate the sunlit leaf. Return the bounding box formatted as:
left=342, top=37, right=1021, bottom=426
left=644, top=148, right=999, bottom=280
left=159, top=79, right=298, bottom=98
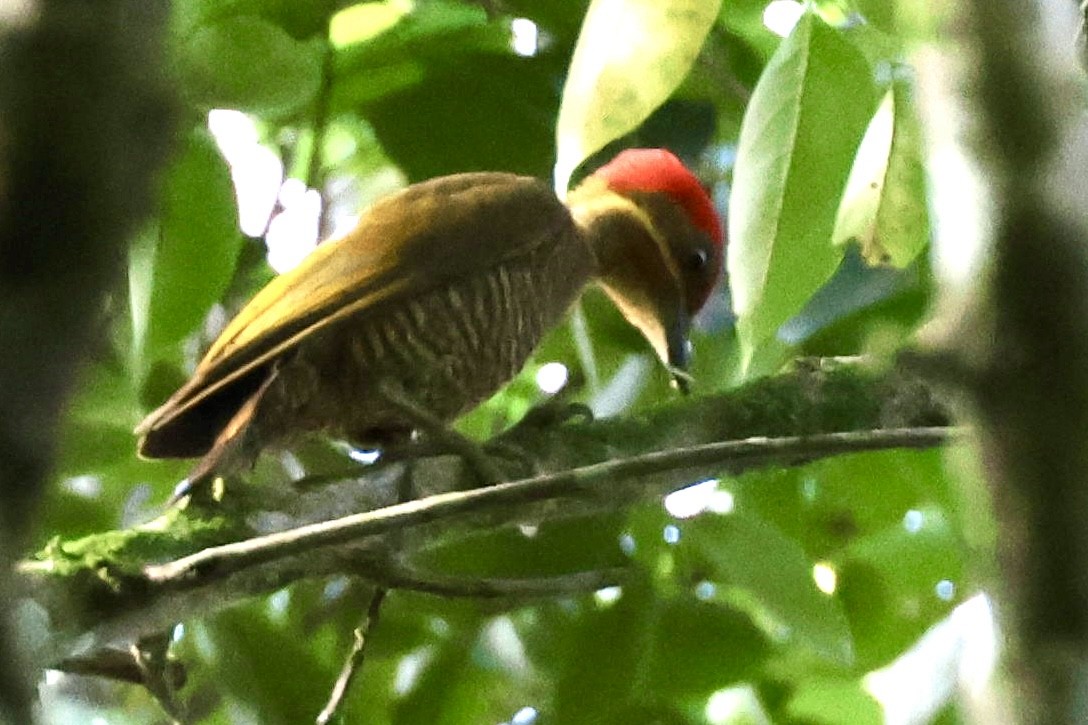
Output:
left=728, top=12, right=876, bottom=372
left=833, top=90, right=894, bottom=256
left=553, top=0, right=722, bottom=194
left=330, top=0, right=412, bottom=48
left=787, top=677, right=883, bottom=724
left=833, top=84, right=929, bottom=267
left=873, top=82, right=930, bottom=266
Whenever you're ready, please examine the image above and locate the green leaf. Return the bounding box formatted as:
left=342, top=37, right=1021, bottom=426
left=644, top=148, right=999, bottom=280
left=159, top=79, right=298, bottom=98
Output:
left=854, top=0, right=900, bottom=32
left=874, top=82, right=930, bottom=266
left=172, top=0, right=334, bottom=40
left=548, top=571, right=769, bottom=720
left=130, top=130, right=241, bottom=366
left=722, top=450, right=964, bottom=669
left=681, top=512, right=854, bottom=665
left=832, top=91, right=894, bottom=258
left=362, top=54, right=558, bottom=180
left=729, top=450, right=954, bottom=559
left=330, top=0, right=413, bottom=48
left=196, top=605, right=336, bottom=725
left=727, top=12, right=877, bottom=373
left=177, top=15, right=324, bottom=116
left=413, top=515, right=627, bottom=578
left=550, top=574, right=656, bottom=722
left=786, top=677, right=884, bottom=724
left=393, top=633, right=522, bottom=725
left=333, top=3, right=505, bottom=110
left=553, top=0, right=723, bottom=193
left=718, top=0, right=785, bottom=60
left=647, top=598, right=770, bottom=696
left=838, top=506, right=964, bottom=666
left=833, top=84, right=930, bottom=268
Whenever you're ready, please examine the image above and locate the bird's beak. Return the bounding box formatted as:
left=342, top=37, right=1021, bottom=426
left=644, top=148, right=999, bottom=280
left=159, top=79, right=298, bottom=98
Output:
left=661, top=305, right=694, bottom=395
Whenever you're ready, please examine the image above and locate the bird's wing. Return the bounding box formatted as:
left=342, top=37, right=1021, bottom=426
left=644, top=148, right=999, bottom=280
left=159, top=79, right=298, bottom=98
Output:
left=136, top=172, right=577, bottom=446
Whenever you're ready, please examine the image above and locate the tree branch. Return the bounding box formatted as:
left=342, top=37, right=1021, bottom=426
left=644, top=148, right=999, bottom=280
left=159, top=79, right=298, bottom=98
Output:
left=19, top=358, right=953, bottom=666
left=358, top=563, right=628, bottom=600
left=144, top=426, right=958, bottom=584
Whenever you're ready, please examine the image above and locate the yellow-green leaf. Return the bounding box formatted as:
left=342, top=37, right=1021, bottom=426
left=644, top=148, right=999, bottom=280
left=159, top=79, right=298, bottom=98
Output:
left=553, top=0, right=722, bottom=194
left=833, top=84, right=930, bottom=267
left=833, top=90, right=894, bottom=256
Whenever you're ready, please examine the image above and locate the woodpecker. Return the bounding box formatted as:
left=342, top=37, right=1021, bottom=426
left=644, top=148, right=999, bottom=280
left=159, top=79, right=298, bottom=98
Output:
left=135, top=149, right=724, bottom=490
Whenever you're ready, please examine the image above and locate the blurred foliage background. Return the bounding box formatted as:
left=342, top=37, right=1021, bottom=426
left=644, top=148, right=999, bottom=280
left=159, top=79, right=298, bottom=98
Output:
left=36, top=0, right=987, bottom=723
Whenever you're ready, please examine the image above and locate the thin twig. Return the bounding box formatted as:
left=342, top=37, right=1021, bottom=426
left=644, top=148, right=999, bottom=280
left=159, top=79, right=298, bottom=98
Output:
left=56, top=649, right=186, bottom=688
left=310, top=558, right=624, bottom=720
left=317, top=462, right=404, bottom=725
left=131, top=634, right=186, bottom=725
left=315, top=449, right=420, bottom=722
left=315, top=586, right=387, bottom=725
left=145, top=426, right=962, bottom=583
left=362, top=561, right=627, bottom=599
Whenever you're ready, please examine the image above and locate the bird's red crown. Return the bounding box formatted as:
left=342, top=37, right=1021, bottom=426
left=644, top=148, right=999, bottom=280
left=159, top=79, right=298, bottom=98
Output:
left=593, top=148, right=724, bottom=248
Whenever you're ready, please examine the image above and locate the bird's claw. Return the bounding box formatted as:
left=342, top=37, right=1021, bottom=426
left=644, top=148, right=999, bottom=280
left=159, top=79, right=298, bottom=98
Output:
left=666, top=365, right=694, bottom=395
left=505, top=397, right=594, bottom=439
left=482, top=439, right=541, bottom=480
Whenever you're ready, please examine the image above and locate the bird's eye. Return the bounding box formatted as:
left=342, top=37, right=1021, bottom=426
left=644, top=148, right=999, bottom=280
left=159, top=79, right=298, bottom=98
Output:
left=688, top=248, right=709, bottom=271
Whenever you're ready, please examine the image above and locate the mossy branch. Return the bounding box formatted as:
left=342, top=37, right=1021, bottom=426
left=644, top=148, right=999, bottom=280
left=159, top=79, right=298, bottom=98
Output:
left=19, top=358, right=953, bottom=668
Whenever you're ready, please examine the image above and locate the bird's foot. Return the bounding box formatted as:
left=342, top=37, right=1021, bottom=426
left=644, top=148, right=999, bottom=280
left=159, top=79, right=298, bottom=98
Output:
left=483, top=395, right=595, bottom=480
left=375, top=379, right=507, bottom=487
left=500, top=369, right=592, bottom=441
left=481, top=439, right=542, bottom=480
left=509, top=399, right=594, bottom=436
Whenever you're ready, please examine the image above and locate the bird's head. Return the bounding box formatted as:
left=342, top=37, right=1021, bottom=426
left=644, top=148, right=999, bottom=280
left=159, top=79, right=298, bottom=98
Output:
left=567, top=148, right=724, bottom=392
